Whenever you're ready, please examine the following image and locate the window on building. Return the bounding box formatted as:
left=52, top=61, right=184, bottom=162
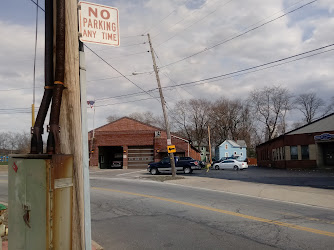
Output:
left=225, top=144, right=228, bottom=150
left=290, top=146, right=298, bottom=160
left=225, top=152, right=228, bottom=157
left=234, top=151, right=237, bottom=155
left=240, top=152, right=243, bottom=156
left=301, top=145, right=309, bottom=160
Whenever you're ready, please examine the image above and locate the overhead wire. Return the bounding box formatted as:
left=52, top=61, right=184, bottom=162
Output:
left=72, top=46, right=334, bottom=108
left=94, top=97, right=158, bottom=107
left=84, top=44, right=160, bottom=101
left=91, top=43, right=334, bottom=101
left=159, top=0, right=318, bottom=69
left=154, top=49, right=195, bottom=99
left=160, top=43, right=334, bottom=89
left=152, top=0, right=216, bottom=39
left=29, top=0, right=44, bottom=11
left=169, top=48, right=334, bottom=90
left=157, top=0, right=235, bottom=47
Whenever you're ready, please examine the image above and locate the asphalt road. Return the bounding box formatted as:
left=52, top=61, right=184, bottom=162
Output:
left=1, top=170, right=334, bottom=249
left=191, top=166, right=334, bottom=189
left=90, top=165, right=334, bottom=189
left=89, top=174, right=334, bottom=250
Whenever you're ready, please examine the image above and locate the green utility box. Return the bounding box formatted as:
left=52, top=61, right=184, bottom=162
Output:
left=8, top=154, right=73, bottom=250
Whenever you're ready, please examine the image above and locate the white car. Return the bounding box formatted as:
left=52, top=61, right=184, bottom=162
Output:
left=213, top=159, right=248, bottom=170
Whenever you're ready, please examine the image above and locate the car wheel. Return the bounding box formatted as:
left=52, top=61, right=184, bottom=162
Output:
left=215, top=165, right=219, bottom=170
left=184, top=167, right=192, bottom=174
left=150, top=168, right=159, bottom=175
left=233, top=165, right=239, bottom=171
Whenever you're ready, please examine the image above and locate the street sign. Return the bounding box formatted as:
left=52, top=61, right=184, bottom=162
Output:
left=167, top=145, right=176, bottom=153
left=79, top=1, right=120, bottom=46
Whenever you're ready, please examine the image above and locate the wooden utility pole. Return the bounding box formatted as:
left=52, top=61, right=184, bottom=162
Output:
left=58, top=0, right=85, bottom=248
left=208, top=125, right=212, bottom=165
left=147, top=33, right=176, bottom=177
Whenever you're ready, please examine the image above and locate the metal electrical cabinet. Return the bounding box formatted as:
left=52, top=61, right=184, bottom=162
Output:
left=8, top=154, right=73, bottom=250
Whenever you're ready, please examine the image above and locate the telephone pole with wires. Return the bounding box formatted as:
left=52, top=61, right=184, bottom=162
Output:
left=147, top=33, right=176, bottom=177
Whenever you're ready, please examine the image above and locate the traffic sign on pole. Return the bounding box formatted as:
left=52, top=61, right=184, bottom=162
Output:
left=79, top=1, right=120, bottom=46
left=167, top=145, right=176, bottom=153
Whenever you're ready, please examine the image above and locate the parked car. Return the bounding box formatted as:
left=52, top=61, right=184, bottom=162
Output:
left=212, top=159, right=248, bottom=170
left=147, top=156, right=200, bottom=175
left=111, top=160, right=122, bottom=168
left=211, top=156, right=237, bottom=166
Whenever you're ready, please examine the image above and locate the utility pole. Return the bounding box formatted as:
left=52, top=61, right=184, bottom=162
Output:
left=59, top=0, right=86, bottom=248
left=147, top=33, right=176, bottom=177
left=208, top=125, right=212, bottom=165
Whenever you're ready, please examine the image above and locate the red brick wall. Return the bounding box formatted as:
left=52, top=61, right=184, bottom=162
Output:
left=256, top=131, right=334, bottom=169
left=89, top=117, right=200, bottom=167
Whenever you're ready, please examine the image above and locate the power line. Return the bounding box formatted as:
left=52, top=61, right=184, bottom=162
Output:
left=169, top=48, right=334, bottom=90
left=88, top=43, right=334, bottom=103
left=29, top=0, right=44, bottom=11
left=87, top=70, right=153, bottom=83
left=95, top=89, right=158, bottom=101
left=160, top=0, right=318, bottom=69
left=84, top=45, right=159, bottom=100
left=121, top=34, right=145, bottom=39
left=154, top=48, right=195, bottom=98
left=157, top=0, right=235, bottom=47
left=152, top=0, right=216, bottom=39
left=92, top=42, right=147, bottom=53
left=94, top=97, right=158, bottom=107
left=143, top=10, right=176, bottom=34
left=160, top=43, right=334, bottom=89
left=0, top=87, right=40, bottom=92
left=27, top=0, right=160, bottom=105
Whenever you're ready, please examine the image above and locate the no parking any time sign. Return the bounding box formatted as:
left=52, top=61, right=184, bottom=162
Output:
left=79, top=1, right=120, bottom=46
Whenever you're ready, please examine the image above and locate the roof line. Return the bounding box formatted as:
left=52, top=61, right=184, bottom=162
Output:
left=257, top=112, right=334, bottom=147
left=90, top=116, right=164, bottom=133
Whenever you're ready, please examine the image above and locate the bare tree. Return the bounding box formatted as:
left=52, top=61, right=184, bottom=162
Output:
left=209, top=99, right=230, bottom=145
left=128, top=111, right=162, bottom=127
left=106, top=115, right=120, bottom=123
left=209, top=99, right=253, bottom=148
left=249, top=86, right=292, bottom=141
left=294, top=92, right=325, bottom=123
left=173, top=99, right=211, bottom=149
left=0, top=132, right=30, bottom=154
left=323, top=96, right=334, bottom=116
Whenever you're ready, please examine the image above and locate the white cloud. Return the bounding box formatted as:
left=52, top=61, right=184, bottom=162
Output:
left=0, top=0, right=333, bottom=133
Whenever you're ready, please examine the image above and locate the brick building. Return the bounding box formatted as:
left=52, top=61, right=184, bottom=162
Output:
left=89, top=117, right=200, bottom=169
left=256, top=113, right=334, bottom=169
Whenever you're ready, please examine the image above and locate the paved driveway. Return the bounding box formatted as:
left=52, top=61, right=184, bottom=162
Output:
left=191, top=166, right=334, bottom=189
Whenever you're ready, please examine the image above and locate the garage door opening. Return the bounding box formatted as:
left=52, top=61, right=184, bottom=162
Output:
left=128, top=146, right=154, bottom=169
left=99, top=146, right=123, bottom=169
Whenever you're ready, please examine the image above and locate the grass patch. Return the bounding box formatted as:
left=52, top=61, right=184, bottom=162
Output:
left=0, top=162, right=8, bottom=165
left=143, top=176, right=185, bottom=182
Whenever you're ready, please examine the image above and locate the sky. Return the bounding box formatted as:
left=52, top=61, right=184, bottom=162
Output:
left=0, top=0, right=333, bottom=134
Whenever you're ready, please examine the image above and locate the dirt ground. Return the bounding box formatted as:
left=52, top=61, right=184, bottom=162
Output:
left=0, top=165, right=7, bottom=172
